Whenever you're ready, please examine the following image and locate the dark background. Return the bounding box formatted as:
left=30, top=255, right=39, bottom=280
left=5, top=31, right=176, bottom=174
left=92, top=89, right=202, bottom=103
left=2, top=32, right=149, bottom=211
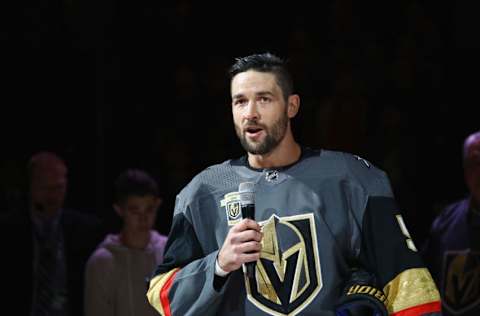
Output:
left=1, top=0, right=478, bottom=246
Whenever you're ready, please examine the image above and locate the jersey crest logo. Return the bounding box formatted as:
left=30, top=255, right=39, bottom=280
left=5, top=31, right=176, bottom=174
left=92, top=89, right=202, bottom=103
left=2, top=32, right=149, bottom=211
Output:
left=245, top=213, right=322, bottom=315
left=220, top=191, right=242, bottom=226
left=265, top=170, right=279, bottom=182
left=442, top=250, right=480, bottom=314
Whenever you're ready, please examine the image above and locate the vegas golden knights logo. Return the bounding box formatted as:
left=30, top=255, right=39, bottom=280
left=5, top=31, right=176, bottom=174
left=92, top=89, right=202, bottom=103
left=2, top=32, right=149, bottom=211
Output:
left=245, top=213, right=322, bottom=316
left=227, top=202, right=240, bottom=219
left=443, top=250, right=480, bottom=315
left=220, top=191, right=242, bottom=226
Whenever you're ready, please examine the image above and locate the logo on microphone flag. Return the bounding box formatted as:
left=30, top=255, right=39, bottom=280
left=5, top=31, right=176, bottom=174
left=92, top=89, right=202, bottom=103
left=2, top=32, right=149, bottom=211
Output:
left=221, top=191, right=242, bottom=226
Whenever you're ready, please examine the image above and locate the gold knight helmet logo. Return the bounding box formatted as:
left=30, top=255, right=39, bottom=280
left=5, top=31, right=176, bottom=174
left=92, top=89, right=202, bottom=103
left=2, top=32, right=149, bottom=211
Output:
left=221, top=191, right=242, bottom=226
left=443, top=250, right=480, bottom=315
left=245, top=213, right=322, bottom=316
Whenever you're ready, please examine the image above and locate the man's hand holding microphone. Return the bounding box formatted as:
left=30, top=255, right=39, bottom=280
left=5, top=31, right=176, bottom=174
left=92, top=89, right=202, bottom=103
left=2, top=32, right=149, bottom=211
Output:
left=217, top=182, right=261, bottom=278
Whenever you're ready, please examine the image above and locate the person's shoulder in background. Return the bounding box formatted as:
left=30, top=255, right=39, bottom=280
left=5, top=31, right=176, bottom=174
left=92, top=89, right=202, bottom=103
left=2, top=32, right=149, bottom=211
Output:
left=62, top=207, right=103, bottom=226
left=428, top=198, right=469, bottom=234
left=61, top=207, right=106, bottom=253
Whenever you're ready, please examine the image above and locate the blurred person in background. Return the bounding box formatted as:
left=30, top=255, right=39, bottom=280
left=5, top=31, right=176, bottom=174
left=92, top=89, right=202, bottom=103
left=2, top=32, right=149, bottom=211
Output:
left=84, top=168, right=167, bottom=316
left=0, top=151, right=103, bottom=316
left=421, top=130, right=480, bottom=316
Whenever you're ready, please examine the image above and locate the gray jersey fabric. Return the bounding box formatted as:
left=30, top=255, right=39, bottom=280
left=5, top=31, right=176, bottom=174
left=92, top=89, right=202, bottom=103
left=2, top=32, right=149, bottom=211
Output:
left=147, top=148, right=440, bottom=316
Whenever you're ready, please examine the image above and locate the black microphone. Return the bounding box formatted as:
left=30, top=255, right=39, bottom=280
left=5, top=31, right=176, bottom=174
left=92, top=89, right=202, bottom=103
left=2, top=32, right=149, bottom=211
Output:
left=239, top=181, right=256, bottom=278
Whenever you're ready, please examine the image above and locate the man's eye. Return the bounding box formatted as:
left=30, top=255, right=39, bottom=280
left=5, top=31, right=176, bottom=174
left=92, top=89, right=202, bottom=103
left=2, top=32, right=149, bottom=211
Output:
left=233, top=99, right=246, bottom=106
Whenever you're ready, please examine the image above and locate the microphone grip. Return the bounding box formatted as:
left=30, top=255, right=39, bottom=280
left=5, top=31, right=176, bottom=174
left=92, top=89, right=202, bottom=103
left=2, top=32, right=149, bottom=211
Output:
left=241, top=204, right=255, bottom=278
left=241, top=204, right=255, bottom=220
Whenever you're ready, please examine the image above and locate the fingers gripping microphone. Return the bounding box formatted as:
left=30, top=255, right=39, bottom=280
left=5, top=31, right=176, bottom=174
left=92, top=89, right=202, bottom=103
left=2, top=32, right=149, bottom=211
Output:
left=239, top=182, right=256, bottom=278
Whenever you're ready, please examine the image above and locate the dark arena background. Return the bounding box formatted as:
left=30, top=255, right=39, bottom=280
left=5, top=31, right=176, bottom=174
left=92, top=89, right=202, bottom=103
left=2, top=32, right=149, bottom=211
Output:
left=1, top=1, right=479, bottom=247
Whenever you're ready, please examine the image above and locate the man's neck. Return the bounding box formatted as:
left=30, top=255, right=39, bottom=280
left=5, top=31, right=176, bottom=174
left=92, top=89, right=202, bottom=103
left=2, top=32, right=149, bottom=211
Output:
left=30, top=203, right=61, bottom=223
left=247, top=138, right=301, bottom=169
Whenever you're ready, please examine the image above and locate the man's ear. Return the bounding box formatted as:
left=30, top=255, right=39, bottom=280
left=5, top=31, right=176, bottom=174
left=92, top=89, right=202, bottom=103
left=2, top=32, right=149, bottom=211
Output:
left=287, top=94, right=300, bottom=118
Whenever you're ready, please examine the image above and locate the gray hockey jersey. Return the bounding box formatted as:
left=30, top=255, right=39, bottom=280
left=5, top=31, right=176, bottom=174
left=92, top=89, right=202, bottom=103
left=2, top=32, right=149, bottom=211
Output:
left=147, top=148, right=440, bottom=315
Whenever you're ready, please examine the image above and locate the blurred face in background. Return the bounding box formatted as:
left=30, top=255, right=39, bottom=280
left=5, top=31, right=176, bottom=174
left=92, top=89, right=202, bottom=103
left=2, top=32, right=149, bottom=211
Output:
left=464, top=134, right=480, bottom=208
left=30, top=163, right=67, bottom=219
left=114, top=195, right=160, bottom=234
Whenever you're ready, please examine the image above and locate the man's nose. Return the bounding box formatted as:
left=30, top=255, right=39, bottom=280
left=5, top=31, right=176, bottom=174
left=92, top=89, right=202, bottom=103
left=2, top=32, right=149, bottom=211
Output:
left=244, top=101, right=259, bottom=121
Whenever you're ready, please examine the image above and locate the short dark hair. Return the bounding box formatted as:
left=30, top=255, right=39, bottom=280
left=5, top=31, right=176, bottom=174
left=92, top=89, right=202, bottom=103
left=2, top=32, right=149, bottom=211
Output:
left=114, top=169, right=159, bottom=204
left=228, top=52, right=294, bottom=101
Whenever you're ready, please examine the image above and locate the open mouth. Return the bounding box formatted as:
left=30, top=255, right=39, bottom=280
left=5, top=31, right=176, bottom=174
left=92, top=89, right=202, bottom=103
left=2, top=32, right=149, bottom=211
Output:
left=245, top=126, right=264, bottom=138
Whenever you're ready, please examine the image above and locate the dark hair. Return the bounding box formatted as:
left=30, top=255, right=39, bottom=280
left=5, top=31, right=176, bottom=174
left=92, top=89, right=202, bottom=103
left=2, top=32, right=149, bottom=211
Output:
left=114, top=169, right=159, bottom=204
left=228, top=52, right=294, bottom=101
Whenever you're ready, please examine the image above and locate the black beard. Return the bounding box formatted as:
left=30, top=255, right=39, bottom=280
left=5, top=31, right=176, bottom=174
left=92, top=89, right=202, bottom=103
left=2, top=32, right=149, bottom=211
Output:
left=236, top=112, right=289, bottom=155
left=239, top=132, right=279, bottom=155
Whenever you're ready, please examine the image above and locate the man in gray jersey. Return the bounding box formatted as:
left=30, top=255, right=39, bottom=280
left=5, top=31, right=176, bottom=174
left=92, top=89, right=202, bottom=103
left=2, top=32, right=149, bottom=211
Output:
left=147, top=53, right=441, bottom=316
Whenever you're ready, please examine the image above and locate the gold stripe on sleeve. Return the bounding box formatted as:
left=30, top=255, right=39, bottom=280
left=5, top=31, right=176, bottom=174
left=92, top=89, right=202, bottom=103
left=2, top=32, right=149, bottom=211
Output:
left=146, top=268, right=180, bottom=316
left=383, top=267, right=440, bottom=314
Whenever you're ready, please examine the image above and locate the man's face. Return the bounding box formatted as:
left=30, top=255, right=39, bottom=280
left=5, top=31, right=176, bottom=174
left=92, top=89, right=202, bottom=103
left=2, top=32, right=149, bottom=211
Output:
left=115, top=195, right=160, bottom=234
left=30, top=166, right=67, bottom=217
left=231, top=70, right=289, bottom=155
